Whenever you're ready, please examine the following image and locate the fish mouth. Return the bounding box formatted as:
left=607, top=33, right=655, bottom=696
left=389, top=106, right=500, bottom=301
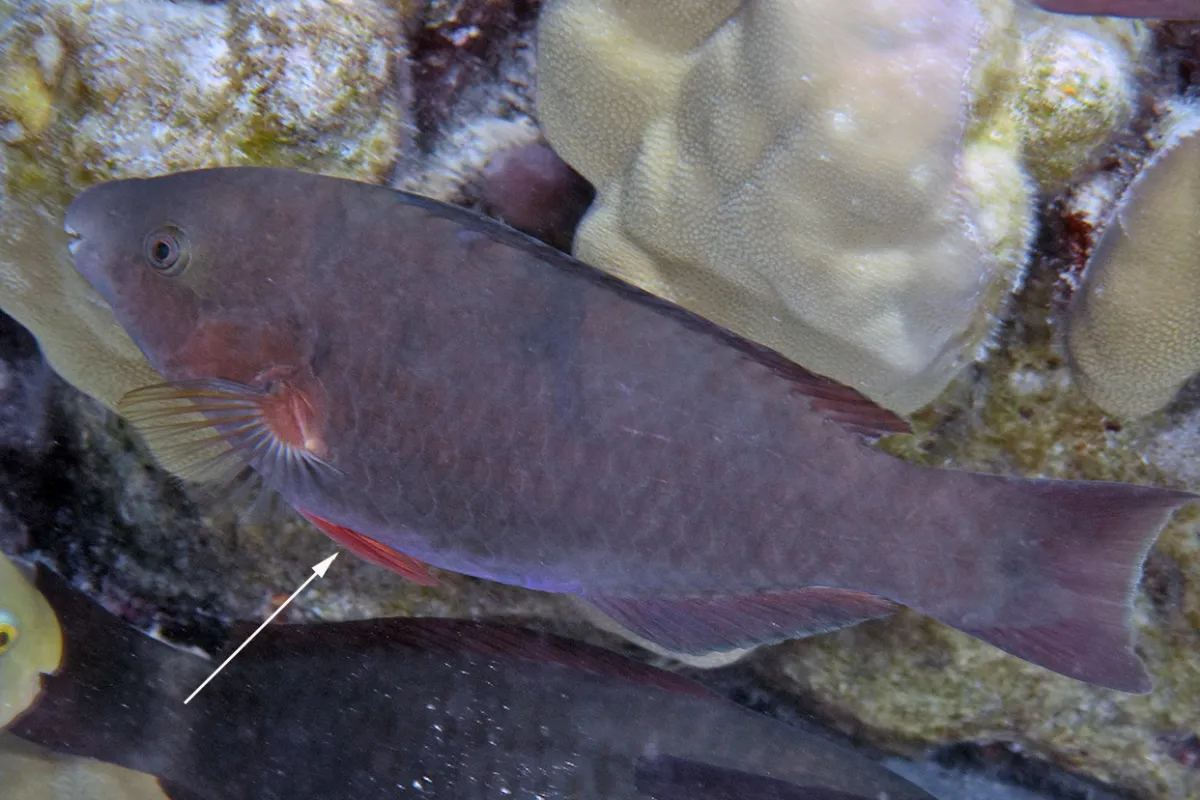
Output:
left=63, top=221, right=83, bottom=256
left=62, top=216, right=116, bottom=307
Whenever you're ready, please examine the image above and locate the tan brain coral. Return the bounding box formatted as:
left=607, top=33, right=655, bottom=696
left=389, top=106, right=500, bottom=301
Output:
left=1068, top=107, right=1200, bottom=418
left=537, top=0, right=1034, bottom=413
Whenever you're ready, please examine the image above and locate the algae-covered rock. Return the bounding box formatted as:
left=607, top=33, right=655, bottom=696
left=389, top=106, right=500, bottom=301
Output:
left=1011, top=10, right=1146, bottom=192
left=0, top=0, right=414, bottom=483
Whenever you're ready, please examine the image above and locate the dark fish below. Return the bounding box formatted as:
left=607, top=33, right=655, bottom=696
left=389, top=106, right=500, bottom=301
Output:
left=8, top=567, right=935, bottom=800
left=64, top=167, right=1195, bottom=693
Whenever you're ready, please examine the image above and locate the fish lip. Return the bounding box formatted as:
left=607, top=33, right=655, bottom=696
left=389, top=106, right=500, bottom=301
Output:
left=63, top=221, right=82, bottom=256
left=61, top=216, right=115, bottom=307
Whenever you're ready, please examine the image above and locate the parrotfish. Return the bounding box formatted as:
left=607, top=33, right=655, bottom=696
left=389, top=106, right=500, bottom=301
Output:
left=64, top=167, right=1194, bottom=693
left=9, top=566, right=934, bottom=800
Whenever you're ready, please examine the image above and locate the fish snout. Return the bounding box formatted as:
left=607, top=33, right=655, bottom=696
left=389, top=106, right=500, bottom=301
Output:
left=63, top=216, right=116, bottom=306
left=63, top=221, right=82, bottom=255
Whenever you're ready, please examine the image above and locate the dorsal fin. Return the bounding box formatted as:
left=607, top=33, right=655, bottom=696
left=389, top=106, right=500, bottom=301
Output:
left=751, top=355, right=912, bottom=437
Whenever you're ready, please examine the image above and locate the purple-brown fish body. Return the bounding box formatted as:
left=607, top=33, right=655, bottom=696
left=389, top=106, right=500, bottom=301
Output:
left=65, top=167, right=1194, bottom=692
left=1032, top=0, right=1200, bottom=18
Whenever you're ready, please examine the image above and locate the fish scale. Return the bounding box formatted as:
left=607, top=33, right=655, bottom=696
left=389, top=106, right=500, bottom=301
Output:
left=65, top=166, right=1196, bottom=692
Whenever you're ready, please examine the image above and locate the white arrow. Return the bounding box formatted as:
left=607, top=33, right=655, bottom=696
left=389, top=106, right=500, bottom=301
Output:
left=184, top=553, right=339, bottom=705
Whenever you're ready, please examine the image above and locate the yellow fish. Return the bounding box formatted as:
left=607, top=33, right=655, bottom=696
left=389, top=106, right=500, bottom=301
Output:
left=1, top=555, right=165, bottom=799
left=0, top=554, right=62, bottom=729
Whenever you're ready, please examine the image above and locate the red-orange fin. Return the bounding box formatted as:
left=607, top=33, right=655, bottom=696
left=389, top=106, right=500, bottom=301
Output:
left=791, top=373, right=911, bottom=438
left=118, top=379, right=338, bottom=489
left=583, top=587, right=899, bottom=655
left=298, top=510, right=438, bottom=586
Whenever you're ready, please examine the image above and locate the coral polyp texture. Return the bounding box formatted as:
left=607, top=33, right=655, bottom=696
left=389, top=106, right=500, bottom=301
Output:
left=1068, top=106, right=1200, bottom=418
left=536, top=0, right=1032, bottom=414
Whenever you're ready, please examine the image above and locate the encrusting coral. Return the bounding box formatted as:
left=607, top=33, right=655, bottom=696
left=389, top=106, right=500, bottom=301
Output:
left=1011, top=14, right=1143, bottom=191
left=535, top=0, right=1151, bottom=415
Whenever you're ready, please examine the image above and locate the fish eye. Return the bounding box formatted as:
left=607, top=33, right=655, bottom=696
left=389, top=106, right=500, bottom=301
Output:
left=142, top=225, right=190, bottom=275
left=0, top=618, right=17, bottom=655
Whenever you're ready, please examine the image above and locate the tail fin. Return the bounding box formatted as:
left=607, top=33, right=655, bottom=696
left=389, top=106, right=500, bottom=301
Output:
left=950, top=479, right=1193, bottom=693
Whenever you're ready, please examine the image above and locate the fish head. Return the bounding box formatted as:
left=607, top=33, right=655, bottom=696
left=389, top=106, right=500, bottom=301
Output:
left=64, top=168, right=316, bottom=384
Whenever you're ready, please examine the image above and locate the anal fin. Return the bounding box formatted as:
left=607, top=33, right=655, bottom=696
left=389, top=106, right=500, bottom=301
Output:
left=298, top=510, right=438, bottom=586
left=583, top=587, right=898, bottom=655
